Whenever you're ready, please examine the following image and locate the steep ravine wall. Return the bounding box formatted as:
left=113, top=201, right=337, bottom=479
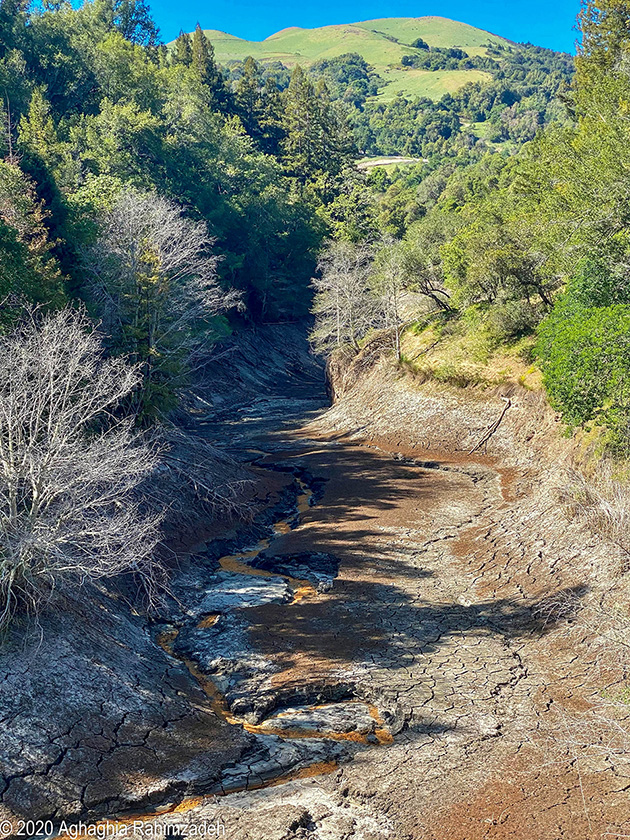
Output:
left=321, top=350, right=614, bottom=584
left=325, top=347, right=564, bottom=468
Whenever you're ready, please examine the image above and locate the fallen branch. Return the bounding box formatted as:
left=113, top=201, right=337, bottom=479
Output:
left=468, top=396, right=512, bottom=454
left=409, top=340, right=440, bottom=361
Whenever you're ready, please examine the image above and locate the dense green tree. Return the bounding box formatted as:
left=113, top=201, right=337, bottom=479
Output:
left=537, top=300, right=630, bottom=439
left=309, top=53, right=382, bottom=107
left=17, top=88, right=59, bottom=163
left=282, top=66, right=355, bottom=181
left=191, top=24, right=230, bottom=108
left=172, top=30, right=192, bottom=66
left=95, top=0, right=159, bottom=45
left=0, top=160, right=65, bottom=308
left=282, top=66, right=324, bottom=179
left=0, top=0, right=29, bottom=58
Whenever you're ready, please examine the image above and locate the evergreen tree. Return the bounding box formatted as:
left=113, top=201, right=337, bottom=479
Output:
left=17, top=88, right=59, bottom=164
left=283, top=68, right=354, bottom=181
left=235, top=56, right=263, bottom=137
left=172, top=30, right=192, bottom=66
left=112, top=0, right=159, bottom=46
left=282, top=65, right=324, bottom=180
left=315, top=78, right=355, bottom=174
left=259, top=77, right=285, bottom=156
left=191, top=24, right=230, bottom=108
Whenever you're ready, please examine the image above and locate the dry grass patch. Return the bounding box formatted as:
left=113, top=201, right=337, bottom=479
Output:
left=399, top=318, right=537, bottom=390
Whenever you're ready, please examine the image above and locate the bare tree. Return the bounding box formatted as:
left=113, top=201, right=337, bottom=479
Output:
left=82, top=189, right=240, bottom=413
left=310, top=240, right=376, bottom=355
left=0, top=307, right=161, bottom=628
left=371, top=238, right=409, bottom=361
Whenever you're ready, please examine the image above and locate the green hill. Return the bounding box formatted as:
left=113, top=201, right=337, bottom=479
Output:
left=197, top=17, right=511, bottom=101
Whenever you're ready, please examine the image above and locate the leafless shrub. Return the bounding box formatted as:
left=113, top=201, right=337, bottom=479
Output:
left=0, top=307, right=162, bottom=628
left=558, top=464, right=630, bottom=572
left=547, top=594, right=630, bottom=776
left=528, top=467, right=630, bottom=777
left=536, top=571, right=630, bottom=776
left=532, top=586, right=587, bottom=630
left=147, top=427, right=257, bottom=528
left=557, top=702, right=630, bottom=770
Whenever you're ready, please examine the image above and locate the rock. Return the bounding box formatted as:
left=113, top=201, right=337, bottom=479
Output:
left=250, top=552, right=340, bottom=588
left=254, top=701, right=381, bottom=740
left=196, top=573, right=292, bottom=612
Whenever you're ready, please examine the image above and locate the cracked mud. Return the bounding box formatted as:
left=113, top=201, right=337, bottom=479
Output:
left=3, top=339, right=630, bottom=838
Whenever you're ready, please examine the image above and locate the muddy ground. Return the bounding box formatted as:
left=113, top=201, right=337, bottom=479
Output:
left=2, top=330, right=630, bottom=839
left=127, top=354, right=630, bottom=838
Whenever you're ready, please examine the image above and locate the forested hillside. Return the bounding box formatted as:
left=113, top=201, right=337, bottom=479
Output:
left=217, top=28, right=574, bottom=156
left=0, top=0, right=359, bottom=400
left=310, top=0, right=630, bottom=456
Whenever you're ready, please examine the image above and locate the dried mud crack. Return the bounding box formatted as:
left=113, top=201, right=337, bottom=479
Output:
left=5, top=356, right=630, bottom=839
left=151, top=468, right=397, bottom=800
left=135, top=385, right=630, bottom=838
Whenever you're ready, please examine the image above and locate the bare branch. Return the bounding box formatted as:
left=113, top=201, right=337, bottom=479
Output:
left=0, top=307, right=162, bottom=627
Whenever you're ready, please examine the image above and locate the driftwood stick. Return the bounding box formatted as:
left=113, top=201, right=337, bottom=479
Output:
left=469, top=396, right=512, bottom=455
left=410, top=340, right=439, bottom=361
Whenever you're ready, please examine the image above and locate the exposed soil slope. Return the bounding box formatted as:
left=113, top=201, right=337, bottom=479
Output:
left=2, top=331, right=630, bottom=839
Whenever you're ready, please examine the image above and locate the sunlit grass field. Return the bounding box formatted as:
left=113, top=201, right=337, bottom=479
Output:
left=201, top=17, right=509, bottom=101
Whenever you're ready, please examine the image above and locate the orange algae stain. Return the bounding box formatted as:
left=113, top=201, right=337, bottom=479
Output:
left=291, top=583, right=317, bottom=603
left=368, top=705, right=394, bottom=745
left=296, top=487, right=313, bottom=515
left=58, top=767, right=338, bottom=840
left=81, top=470, right=389, bottom=837
left=156, top=628, right=178, bottom=654
left=218, top=546, right=273, bottom=577
left=170, top=797, right=204, bottom=813
left=197, top=613, right=220, bottom=629
left=274, top=521, right=291, bottom=535
left=217, top=547, right=316, bottom=602
left=204, top=475, right=318, bottom=601
left=155, top=627, right=240, bottom=727
left=158, top=629, right=392, bottom=748
left=241, top=700, right=393, bottom=746
left=62, top=764, right=339, bottom=834
left=57, top=795, right=210, bottom=839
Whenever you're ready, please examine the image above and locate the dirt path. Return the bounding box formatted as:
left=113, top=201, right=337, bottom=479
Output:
left=127, top=382, right=630, bottom=839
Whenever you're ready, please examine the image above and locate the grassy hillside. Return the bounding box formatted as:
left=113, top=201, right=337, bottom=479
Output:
left=200, top=17, right=510, bottom=101
left=378, top=67, right=492, bottom=101
left=353, top=17, right=510, bottom=55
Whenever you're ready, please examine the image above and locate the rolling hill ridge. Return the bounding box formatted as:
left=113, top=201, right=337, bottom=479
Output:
left=192, top=16, right=514, bottom=101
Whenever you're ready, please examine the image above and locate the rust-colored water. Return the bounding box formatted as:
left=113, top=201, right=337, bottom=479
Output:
left=216, top=477, right=317, bottom=602
left=66, top=470, right=390, bottom=834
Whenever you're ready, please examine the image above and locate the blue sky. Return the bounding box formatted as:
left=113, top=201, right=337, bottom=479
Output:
left=148, top=0, right=581, bottom=53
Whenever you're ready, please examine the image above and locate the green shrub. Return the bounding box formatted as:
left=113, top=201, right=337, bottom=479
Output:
left=487, top=299, right=542, bottom=342
left=536, top=299, right=630, bottom=438
left=568, top=254, right=630, bottom=308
